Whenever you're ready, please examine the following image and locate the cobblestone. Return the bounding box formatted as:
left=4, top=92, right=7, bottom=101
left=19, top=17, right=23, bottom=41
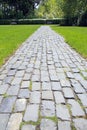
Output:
left=42, top=91, right=53, bottom=100
left=41, top=100, right=55, bottom=117
left=23, top=104, right=39, bottom=122
left=14, top=99, right=27, bottom=112
left=73, top=118, right=87, bottom=130
left=54, top=91, right=65, bottom=104
left=56, top=104, right=71, bottom=121
left=68, top=99, right=85, bottom=117
left=0, top=114, right=10, bottom=130
left=6, top=113, right=22, bottom=130
left=40, top=119, right=57, bottom=130
left=0, top=96, right=16, bottom=113
left=0, top=26, right=87, bottom=129
left=7, top=85, right=20, bottom=95
left=30, top=91, right=40, bottom=104
left=0, top=84, right=9, bottom=94
left=51, top=82, right=61, bottom=91
left=63, top=88, right=74, bottom=99
left=58, top=121, right=71, bottom=130
left=21, top=125, right=36, bottom=130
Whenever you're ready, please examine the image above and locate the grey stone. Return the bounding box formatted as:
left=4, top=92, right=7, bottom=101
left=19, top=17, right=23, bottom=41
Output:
left=54, top=91, right=65, bottom=104
left=0, top=80, right=2, bottom=85
left=66, top=72, right=74, bottom=79
left=74, top=73, right=84, bottom=81
left=56, top=104, right=70, bottom=121
left=32, top=75, right=40, bottom=82
left=72, top=68, right=79, bottom=73
left=0, top=84, right=9, bottom=94
left=81, top=71, right=87, bottom=78
left=7, top=85, right=20, bottom=95
left=4, top=76, right=13, bottom=84
left=57, top=73, right=66, bottom=80
left=0, top=96, right=16, bottom=113
left=18, top=65, right=26, bottom=70
left=40, top=119, right=57, bottom=130
left=30, top=91, right=40, bottom=104
left=41, top=76, right=50, bottom=82
left=21, top=81, right=30, bottom=88
left=22, top=125, right=36, bottom=130
left=41, top=100, right=55, bottom=117
left=23, top=73, right=31, bottom=80
left=56, top=68, right=64, bottom=73
left=6, top=113, right=22, bottom=130
left=86, top=108, right=87, bottom=114
left=63, top=88, right=74, bottom=98
left=23, top=104, right=39, bottom=122
left=60, top=79, right=71, bottom=87
left=0, top=114, right=10, bottom=130
left=0, top=74, right=6, bottom=80
left=41, top=71, right=48, bottom=76
left=14, top=99, right=27, bottom=112
left=61, top=60, right=68, bottom=67
left=11, top=77, right=22, bottom=85
left=18, top=89, right=30, bottom=98
left=78, top=94, right=87, bottom=107
left=73, top=118, right=87, bottom=130
left=32, top=82, right=41, bottom=91
left=72, top=83, right=85, bottom=93
left=42, top=91, right=53, bottom=100
left=68, top=99, right=85, bottom=117
left=0, top=96, right=3, bottom=104
left=51, top=82, right=61, bottom=91
left=58, top=121, right=71, bottom=130
left=15, top=70, right=25, bottom=77
left=42, top=82, right=51, bottom=90
left=79, top=80, right=87, bottom=90
left=7, top=70, right=16, bottom=76
left=50, top=75, right=59, bottom=81
left=34, top=69, right=40, bottom=75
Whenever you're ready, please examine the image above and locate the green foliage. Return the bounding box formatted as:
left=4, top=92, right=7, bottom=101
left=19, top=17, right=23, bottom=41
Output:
left=0, top=25, right=40, bottom=66
left=0, top=0, right=37, bottom=19
left=61, top=0, right=87, bottom=26
left=0, top=18, right=65, bottom=25
left=18, top=19, right=46, bottom=24
left=35, top=0, right=63, bottom=19
left=51, top=26, right=87, bottom=58
left=78, top=10, right=87, bottom=26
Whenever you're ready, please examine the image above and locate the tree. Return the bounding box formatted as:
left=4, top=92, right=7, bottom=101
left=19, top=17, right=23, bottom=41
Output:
left=61, top=0, right=87, bottom=25
left=35, top=0, right=63, bottom=19
left=0, top=0, right=38, bottom=19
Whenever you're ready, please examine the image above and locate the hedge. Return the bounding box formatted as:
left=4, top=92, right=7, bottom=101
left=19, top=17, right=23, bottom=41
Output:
left=0, top=18, right=65, bottom=25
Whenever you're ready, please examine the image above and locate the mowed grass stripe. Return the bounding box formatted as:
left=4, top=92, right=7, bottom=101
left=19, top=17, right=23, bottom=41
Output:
left=0, top=25, right=40, bottom=66
left=51, top=26, right=87, bottom=58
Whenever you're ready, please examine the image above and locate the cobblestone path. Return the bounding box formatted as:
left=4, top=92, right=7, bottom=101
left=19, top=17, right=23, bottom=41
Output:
left=0, top=26, right=87, bottom=130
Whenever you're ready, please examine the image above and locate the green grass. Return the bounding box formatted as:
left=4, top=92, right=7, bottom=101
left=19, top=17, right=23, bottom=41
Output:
left=0, top=25, right=40, bottom=66
left=51, top=26, right=87, bottom=58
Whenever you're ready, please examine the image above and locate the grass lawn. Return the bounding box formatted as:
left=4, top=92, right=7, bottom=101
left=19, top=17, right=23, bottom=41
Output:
left=51, top=26, right=87, bottom=58
left=0, top=25, right=40, bottom=66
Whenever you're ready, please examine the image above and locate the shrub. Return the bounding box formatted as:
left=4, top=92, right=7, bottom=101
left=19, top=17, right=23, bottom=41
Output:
left=78, top=11, right=87, bottom=26
left=0, top=18, right=65, bottom=25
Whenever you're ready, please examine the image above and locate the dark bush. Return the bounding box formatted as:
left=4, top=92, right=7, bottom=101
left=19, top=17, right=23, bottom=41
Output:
left=78, top=11, right=87, bottom=26
left=46, top=18, right=65, bottom=24
left=0, top=18, right=65, bottom=25
left=0, top=19, right=11, bottom=25
left=17, top=19, right=46, bottom=24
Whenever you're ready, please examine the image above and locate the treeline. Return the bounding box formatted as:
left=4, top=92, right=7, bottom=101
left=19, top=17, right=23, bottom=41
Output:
left=36, top=0, right=87, bottom=26
left=0, top=0, right=87, bottom=26
left=0, top=0, right=39, bottom=19
left=62, top=0, right=87, bottom=26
